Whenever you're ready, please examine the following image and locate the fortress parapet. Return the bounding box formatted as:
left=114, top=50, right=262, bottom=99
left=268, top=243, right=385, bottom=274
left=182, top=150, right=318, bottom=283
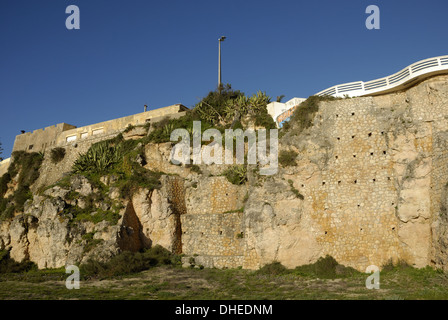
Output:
left=12, top=104, right=188, bottom=154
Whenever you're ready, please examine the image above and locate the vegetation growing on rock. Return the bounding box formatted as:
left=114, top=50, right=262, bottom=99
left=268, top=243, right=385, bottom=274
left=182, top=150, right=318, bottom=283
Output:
left=0, top=151, right=43, bottom=220
left=50, top=147, right=66, bottom=164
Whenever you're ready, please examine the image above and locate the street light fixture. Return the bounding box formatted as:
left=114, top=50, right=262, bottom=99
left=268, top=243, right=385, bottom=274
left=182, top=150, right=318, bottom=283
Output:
left=218, top=36, right=226, bottom=93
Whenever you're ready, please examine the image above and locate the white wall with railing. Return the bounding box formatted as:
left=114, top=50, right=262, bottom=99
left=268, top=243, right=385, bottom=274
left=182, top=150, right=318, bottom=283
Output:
left=267, top=97, right=306, bottom=127
left=315, top=55, right=448, bottom=98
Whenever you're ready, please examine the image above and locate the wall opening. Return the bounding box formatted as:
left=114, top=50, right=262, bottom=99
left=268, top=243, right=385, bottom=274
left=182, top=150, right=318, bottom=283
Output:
left=92, top=128, right=104, bottom=136
left=66, top=135, right=77, bottom=143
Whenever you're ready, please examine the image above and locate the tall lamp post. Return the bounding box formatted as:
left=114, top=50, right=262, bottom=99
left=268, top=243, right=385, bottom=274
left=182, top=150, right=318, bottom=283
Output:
left=218, top=36, right=226, bottom=93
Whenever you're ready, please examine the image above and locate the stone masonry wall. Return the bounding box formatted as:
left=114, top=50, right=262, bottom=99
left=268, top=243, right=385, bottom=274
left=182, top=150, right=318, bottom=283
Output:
left=3, top=76, right=448, bottom=272
left=10, top=104, right=187, bottom=155
left=256, top=75, right=448, bottom=271
left=181, top=176, right=248, bottom=268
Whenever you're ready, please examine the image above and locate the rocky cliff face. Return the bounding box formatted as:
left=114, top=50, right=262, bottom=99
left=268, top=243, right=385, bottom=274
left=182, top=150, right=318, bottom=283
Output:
left=1, top=75, right=448, bottom=272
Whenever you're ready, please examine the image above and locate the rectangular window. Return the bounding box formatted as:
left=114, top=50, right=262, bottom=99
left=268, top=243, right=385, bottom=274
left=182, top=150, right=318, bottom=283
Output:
left=28, top=145, right=33, bottom=150
left=66, top=135, right=77, bottom=143
left=92, top=128, right=104, bottom=136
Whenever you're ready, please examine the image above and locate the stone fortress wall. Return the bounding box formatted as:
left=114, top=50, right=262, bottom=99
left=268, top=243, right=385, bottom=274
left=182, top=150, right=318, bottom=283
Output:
left=3, top=64, right=448, bottom=272
left=171, top=75, right=448, bottom=271
left=11, top=104, right=188, bottom=155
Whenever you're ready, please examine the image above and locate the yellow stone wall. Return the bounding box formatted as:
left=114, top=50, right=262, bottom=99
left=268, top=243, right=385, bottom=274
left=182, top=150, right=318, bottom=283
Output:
left=11, top=104, right=188, bottom=154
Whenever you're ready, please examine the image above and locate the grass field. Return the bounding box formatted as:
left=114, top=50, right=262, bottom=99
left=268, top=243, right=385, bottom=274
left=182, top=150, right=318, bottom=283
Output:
left=1, top=262, right=448, bottom=300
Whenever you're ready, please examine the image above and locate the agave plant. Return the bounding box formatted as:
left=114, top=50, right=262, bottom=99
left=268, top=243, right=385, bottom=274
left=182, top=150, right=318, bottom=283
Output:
left=223, top=100, right=237, bottom=121
left=194, top=101, right=224, bottom=124
left=224, top=165, right=247, bottom=185
left=248, top=91, right=271, bottom=114
left=72, top=141, right=124, bottom=174
left=162, top=123, right=175, bottom=138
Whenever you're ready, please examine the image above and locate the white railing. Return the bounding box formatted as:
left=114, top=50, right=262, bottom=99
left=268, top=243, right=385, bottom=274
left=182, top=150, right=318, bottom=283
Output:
left=315, top=55, right=448, bottom=98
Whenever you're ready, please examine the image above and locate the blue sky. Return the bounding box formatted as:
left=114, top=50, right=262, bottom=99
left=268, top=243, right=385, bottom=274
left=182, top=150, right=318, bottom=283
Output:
left=1, top=0, right=447, bottom=157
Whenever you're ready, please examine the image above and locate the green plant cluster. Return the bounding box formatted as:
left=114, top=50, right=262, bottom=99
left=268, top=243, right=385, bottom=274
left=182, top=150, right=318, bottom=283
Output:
left=145, top=112, right=216, bottom=145
left=257, top=255, right=359, bottom=279
left=186, top=164, right=202, bottom=174
left=45, top=135, right=163, bottom=227
left=288, top=179, right=304, bottom=200
left=193, top=84, right=275, bottom=130
left=81, top=232, right=104, bottom=253
left=223, top=165, right=247, bottom=185
left=65, top=203, right=122, bottom=226
left=72, top=136, right=162, bottom=199
left=0, top=249, right=36, bottom=273
left=50, top=147, right=66, bottom=164
left=80, top=245, right=180, bottom=279
left=281, top=95, right=340, bottom=135
left=72, top=140, right=126, bottom=174
left=193, top=84, right=244, bottom=125
left=293, top=255, right=359, bottom=278
left=0, top=151, right=43, bottom=220
left=278, top=150, right=298, bottom=167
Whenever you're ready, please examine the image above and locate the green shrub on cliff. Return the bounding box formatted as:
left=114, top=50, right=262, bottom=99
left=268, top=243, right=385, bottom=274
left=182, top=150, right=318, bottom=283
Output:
left=70, top=135, right=161, bottom=202
left=0, top=151, right=43, bottom=219
left=278, top=150, right=298, bottom=167
left=223, top=165, right=247, bottom=185
left=193, top=84, right=274, bottom=129
left=50, top=147, right=66, bottom=163
left=9, top=151, right=43, bottom=189
left=193, top=84, right=244, bottom=125
left=283, top=95, right=340, bottom=134
left=72, top=140, right=125, bottom=174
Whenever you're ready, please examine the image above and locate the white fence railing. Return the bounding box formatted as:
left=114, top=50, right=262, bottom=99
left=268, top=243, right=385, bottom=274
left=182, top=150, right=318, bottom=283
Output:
left=315, top=55, right=448, bottom=98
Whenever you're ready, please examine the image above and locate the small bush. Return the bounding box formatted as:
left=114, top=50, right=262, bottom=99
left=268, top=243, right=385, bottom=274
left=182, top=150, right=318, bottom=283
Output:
left=189, top=164, right=202, bottom=174
left=293, top=255, right=359, bottom=279
left=82, top=232, right=104, bottom=253
left=0, top=173, right=11, bottom=197
left=0, top=250, right=36, bottom=273
left=0, top=151, right=43, bottom=219
left=381, top=259, right=412, bottom=273
left=256, top=262, right=288, bottom=276
left=115, top=166, right=162, bottom=199
left=289, top=96, right=338, bottom=132
left=80, top=245, right=177, bottom=279
left=278, top=150, right=298, bottom=167
left=254, top=111, right=276, bottom=130
left=50, top=147, right=66, bottom=163
left=12, top=185, right=32, bottom=212
left=223, top=165, right=247, bottom=185
left=10, top=151, right=43, bottom=188
left=123, top=124, right=136, bottom=133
